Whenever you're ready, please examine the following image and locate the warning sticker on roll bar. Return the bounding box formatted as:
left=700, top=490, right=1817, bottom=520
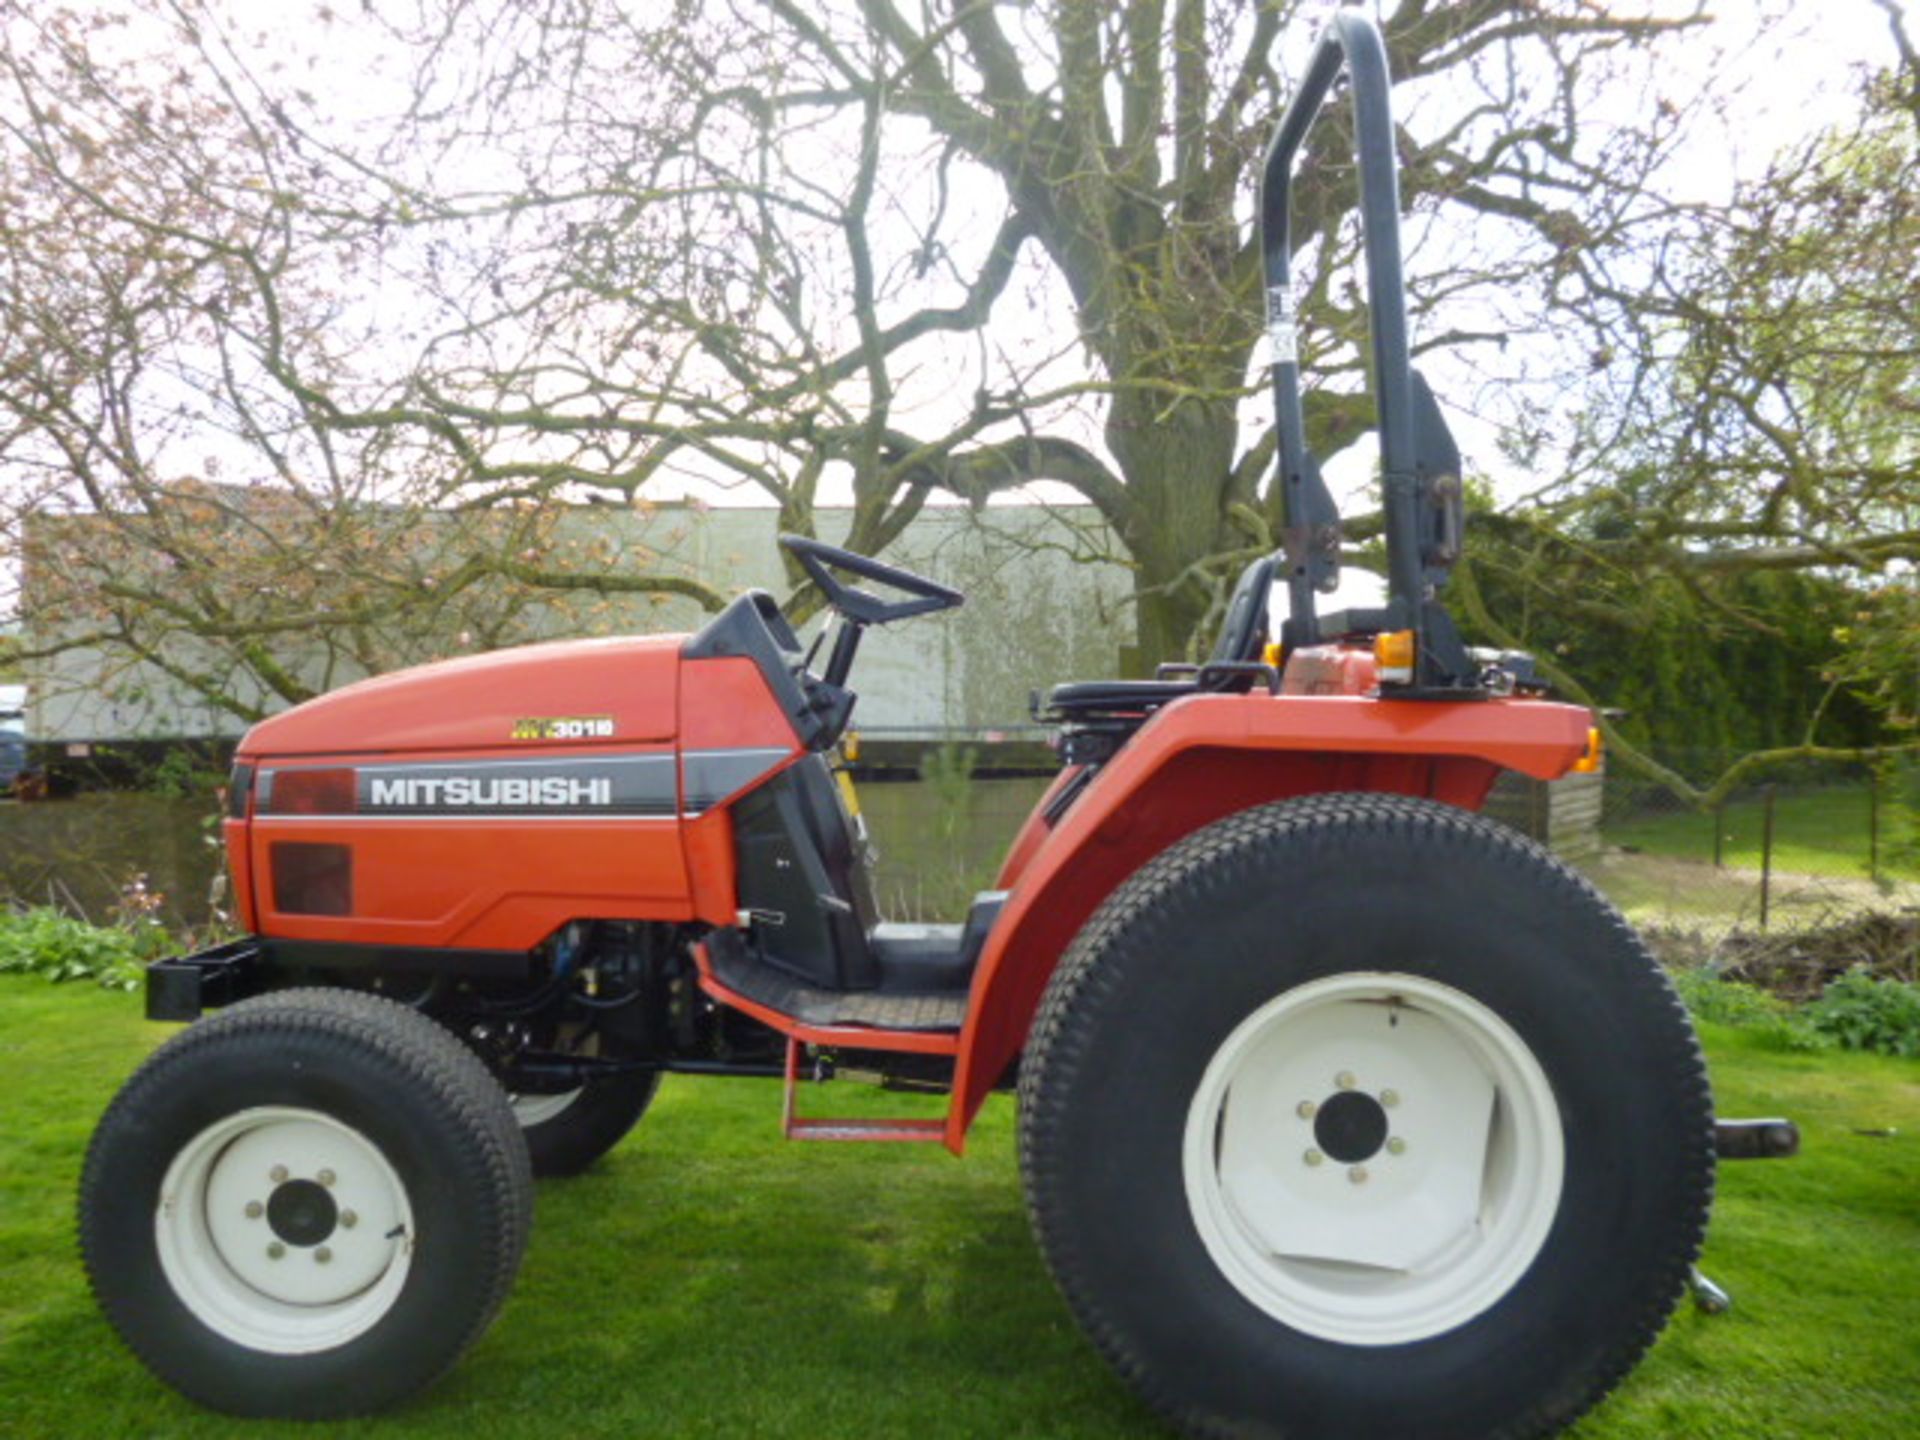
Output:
left=1266, top=285, right=1298, bottom=365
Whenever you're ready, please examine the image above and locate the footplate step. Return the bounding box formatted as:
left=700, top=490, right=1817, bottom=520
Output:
left=781, top=1039, right=945, bottom=1144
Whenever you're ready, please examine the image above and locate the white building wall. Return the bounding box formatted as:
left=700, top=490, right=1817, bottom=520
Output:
left=26, top=503, right=1137, bottom=743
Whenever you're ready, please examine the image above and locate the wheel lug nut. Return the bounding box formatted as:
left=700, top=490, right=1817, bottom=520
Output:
left=1335, top=1071, right=1356, bottom=1090
left=318, top=1168, right=336, bottom=1188
left=1387, top=1136, right=1407, bottom=1156
left=244, top=1200, right=264, bottom=1220
left=340, top=1209, right=358, bottom=1229
left=1296, top=1100, right=1317, bottom=1120
left=1381, top=1089, right=1400, bottom=1108
left=267, top=1242, right=285, bottom=1260
left=269, top=1165, right=288, bottom=1184
left=1348, top=1165, right=1368, bottom=1184
left=315, top=1246, right=333, bottom=1264
left=1303, top=1149, right=1324, bottom=1167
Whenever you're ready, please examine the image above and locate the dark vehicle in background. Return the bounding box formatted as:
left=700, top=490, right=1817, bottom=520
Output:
left=0, top=689, right=26, bottom=793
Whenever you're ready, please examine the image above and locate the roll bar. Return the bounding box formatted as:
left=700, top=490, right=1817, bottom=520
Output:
left=1261, top=12, right=1475, bottom=692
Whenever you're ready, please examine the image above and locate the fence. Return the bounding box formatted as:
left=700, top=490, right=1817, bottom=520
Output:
left=857, top=743, right=1920, bottom=940
left=1574, top=752, right=1919, bottom=938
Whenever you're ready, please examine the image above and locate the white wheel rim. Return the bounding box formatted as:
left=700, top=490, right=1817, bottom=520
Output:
left=510, top=1025, right=593, bottom=1128
left=510, top=1088, right=582, bottom=1128
left=155, top=1106, right=415, bottom=1355
left=1182, top=972, right=1564, bottom=1346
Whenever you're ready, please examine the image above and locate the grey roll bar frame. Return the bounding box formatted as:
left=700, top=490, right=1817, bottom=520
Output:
left=1260, top=11, right=1476, bottom=692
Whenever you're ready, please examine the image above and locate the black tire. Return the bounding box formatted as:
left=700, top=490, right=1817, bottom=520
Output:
left=1019, top=793, right=1714, bottom=1440
left=513, top=1070, right=659, bottom=1177
left=80, top=988, right=534, bottom=1418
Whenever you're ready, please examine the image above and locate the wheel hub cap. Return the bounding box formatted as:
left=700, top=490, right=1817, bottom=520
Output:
left=1184, top=973, right=1565, bottom=1346
left=266, top=1179, right=338, bottom=1248
left=1312, top=1089, right=1388, bottom=1164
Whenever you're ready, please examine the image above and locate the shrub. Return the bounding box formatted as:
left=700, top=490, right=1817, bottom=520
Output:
left=1669, top=966, right=1787, bottom=1027
left=144, top=746, right=228, bottom=800
left=1804, top=968, right=1920, bottom=1058
left=1667, top=965, right=1830, bottom=1053
left=0, top=907, right=151, bottom=990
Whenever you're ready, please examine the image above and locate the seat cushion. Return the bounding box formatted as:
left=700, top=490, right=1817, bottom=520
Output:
left=1046, top=679, right=1197, bottom=716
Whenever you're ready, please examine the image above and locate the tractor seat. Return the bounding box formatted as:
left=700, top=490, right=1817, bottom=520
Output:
left=1045, top=554, right=1277, bottom=724
left=1045, top=678, right=1198, bottom=714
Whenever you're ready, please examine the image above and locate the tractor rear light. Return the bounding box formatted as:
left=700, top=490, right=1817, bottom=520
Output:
left=260, top=767, right=357, bottom=816
left=270, top=841, right=353, bottom=916
left=1374, top=630, right=1415, bottom=685
left=1572, top=727, right=1604, bottom=774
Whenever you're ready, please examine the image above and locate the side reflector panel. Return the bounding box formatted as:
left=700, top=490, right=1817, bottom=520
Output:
left=270, top=842, right=353, bottom=916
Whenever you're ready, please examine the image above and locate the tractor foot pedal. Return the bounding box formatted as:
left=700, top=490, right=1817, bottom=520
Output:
left=780, top=1039, right=945, bottom=1144
left=1689, top=1267, right=1732, bottom=1315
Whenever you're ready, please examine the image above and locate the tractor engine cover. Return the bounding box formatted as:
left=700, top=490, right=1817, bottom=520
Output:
left=225, top=631, right=797, bottom=955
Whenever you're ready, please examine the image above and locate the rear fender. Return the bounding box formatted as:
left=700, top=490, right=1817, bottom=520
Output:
left=943, top=692, right=1591, bottom=1149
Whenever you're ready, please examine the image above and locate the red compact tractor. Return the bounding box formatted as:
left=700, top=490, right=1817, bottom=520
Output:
left=80, top=17, right=1793, bottom=1438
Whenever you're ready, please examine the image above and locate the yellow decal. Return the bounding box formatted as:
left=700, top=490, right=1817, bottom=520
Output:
left=835, top=767, right=863, bottom=819
left=510, top=716, right=615, bottom=741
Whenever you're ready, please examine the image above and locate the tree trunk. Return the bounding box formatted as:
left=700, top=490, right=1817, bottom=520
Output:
left=1107, top=391, right=1241, bottom=670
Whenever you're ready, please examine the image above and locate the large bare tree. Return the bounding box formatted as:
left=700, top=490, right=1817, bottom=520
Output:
left=3, top=0, right=1734, bottom=720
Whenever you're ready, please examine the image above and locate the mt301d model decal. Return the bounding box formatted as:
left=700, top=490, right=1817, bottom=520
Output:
left=510, top=716, right=616, bottom=740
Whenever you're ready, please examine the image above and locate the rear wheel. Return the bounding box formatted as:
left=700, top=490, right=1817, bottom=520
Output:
left=1019, top=793, right=1713, bottom=1440
left=80, top=989, right=532, bottom=1418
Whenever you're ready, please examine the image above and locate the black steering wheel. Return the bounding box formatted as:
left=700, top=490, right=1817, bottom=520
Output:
left=779, top=534, right=964, bottom=626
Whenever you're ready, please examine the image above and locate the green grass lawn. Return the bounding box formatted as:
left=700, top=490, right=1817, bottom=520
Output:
left=1605, top=785, right=1918, bottom=883
left=2, top=977, right=1917, bottom=1439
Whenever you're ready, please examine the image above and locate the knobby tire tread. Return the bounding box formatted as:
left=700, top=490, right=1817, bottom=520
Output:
left=1017, top=793, right=1713, bottom=1440
left=79, top=987, right=534, bottom=1417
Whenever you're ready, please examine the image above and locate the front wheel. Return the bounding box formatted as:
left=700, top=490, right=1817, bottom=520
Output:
left=80, top=989, right=533, bottom=1418
left=1019, top=794, right=1714, bottom=1440
left=511, top=1069, right=659, bottom=1177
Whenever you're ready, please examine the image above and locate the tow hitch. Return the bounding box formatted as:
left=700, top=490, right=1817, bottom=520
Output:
left=1714, top=1117, right=1800, bottom=1160
left=1690, top=1116, right=1802, bottom=1314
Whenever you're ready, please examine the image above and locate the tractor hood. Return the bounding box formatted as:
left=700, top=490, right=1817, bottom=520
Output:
left=238, top=634, right=682, bottom=758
